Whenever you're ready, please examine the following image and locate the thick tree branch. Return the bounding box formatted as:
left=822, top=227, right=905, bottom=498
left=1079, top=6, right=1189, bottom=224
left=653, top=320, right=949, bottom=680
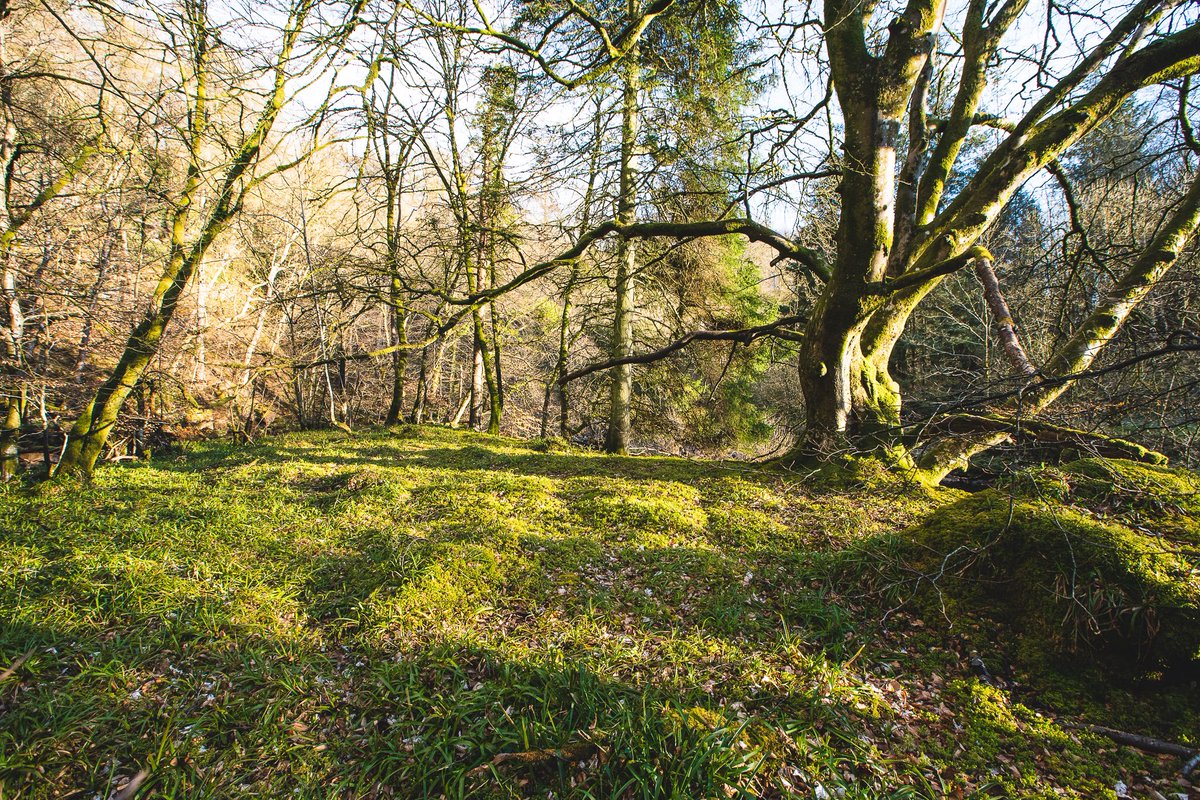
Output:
left=926, top=413, right=1167, bottom=464
left=561, top=315, right=806, bottom=384
left=872, top=245, right=990, bottom=294
left=913, top=0, right=1028, bottom=225
left=1014, top=0, right=1171, bottom=136
left=974, top=258, right=1038, bottom=377
left=415, top=216, right=829, bottom=309
left=927, top=20, right=1200, bottom=254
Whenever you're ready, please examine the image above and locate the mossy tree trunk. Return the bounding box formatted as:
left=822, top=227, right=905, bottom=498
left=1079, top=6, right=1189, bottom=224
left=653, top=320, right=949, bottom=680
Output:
left=385, top=298, right=409, bottom=426
left=381, top=169, right=412, bottom=426
left=57, top=0, right=314, bottom=478
left=789, top=0, right=945, bottom=459
left=363, top=21, right=420, bottom=429
left=544, top=263, right=577, bottom=439
left=477, top=66, right=517, bottom=436
left=1, top=247, right=22, bottom=480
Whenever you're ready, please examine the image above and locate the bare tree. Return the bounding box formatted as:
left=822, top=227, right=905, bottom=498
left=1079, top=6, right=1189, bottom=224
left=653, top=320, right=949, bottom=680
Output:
left=56, top=0, right=359, bottom=476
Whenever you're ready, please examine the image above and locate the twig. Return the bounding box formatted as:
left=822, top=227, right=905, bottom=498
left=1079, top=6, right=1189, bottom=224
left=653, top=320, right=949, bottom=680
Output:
left=0, top=648, right=34, bottom=683
left=112, top=768, right=149, bottom=800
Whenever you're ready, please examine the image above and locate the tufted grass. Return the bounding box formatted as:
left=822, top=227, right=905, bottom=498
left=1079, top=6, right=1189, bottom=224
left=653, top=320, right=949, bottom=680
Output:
left=0, top=426, right=1195, bottom=798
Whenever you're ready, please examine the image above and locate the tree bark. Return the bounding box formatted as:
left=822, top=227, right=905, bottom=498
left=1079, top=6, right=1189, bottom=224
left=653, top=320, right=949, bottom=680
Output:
left=385, top=299, right=408, bottom=425
left=606, top=37, right=640, bottom=454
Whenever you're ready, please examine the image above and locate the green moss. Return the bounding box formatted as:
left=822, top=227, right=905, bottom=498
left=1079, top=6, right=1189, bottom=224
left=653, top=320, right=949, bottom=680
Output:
left=901, top=489, right=1199, bottom=673
left=803, top=452, right=943, bottom=497
left=1007, top=458, right=1200, bottom=546
left=565, top=478, right=709, bottom=544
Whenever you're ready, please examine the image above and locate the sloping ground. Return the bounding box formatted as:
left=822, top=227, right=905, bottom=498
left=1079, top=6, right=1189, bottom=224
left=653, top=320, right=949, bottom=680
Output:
left=0, top=427, right=1197, bottom=799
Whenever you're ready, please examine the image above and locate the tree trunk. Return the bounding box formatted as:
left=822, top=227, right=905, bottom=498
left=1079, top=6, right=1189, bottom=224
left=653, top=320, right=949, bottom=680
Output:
left=385, top=293, right=408, bottom=425
left=605, top=43, right=640, bottom=454
left=56, top=226, right=215, bottom=475
left=0, top=389, right=20, bottom=480
left=1, top=249, right=23, bottom=480
left=790, top=6, right=931, bottom=458
left=412, top=327, right=438, bottom=424
left=469, top=310, right=485, bottom=429
left=543, top=264, right=578, bottom=438
left=487, top=301, right=503, bottom=434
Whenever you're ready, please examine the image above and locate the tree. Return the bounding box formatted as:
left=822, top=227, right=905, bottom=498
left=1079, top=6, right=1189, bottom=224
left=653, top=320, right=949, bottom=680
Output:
left=55, top=0, right=356, bottom=477
left=0, top=0, right=111, bottom=478
left=357, top=8, right=425, bottom=426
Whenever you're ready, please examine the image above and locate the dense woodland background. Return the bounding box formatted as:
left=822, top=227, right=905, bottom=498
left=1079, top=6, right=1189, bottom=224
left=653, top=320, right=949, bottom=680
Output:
left=2, top=0, right=1199, bottom=479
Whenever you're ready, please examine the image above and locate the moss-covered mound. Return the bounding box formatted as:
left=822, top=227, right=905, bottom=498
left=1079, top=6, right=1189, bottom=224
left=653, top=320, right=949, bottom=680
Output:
left=900, top=487, right=1200, bottom=675
left=1005, top=458, right=1200, bottom=546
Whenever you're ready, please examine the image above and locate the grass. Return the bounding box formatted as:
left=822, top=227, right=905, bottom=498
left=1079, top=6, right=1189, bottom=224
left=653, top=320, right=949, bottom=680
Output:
left=1, top=425, right=1197, bottom=798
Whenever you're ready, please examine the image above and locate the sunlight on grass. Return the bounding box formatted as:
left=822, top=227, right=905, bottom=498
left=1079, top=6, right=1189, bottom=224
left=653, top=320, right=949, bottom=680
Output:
left=2, top=426, right=1194, bottom=798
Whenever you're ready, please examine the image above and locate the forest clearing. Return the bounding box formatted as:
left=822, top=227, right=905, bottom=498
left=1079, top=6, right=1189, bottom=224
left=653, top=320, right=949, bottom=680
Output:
left=4, top=0, right=1200, bottom=795
left=2, top=426, right=1199, bottom=798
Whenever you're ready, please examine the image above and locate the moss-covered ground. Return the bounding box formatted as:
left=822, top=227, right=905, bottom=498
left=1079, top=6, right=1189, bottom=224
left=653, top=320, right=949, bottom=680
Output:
left=1, top=426, right=1197, bottom=798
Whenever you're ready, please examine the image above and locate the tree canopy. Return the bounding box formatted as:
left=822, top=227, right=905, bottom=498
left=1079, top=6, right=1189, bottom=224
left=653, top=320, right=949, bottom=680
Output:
left=0, top=0, right=1198, bottom=480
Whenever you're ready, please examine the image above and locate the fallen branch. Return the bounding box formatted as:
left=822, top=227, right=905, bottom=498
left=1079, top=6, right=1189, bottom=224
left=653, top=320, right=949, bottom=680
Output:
left=967, top=651, right=1199, bottom=777
left=466, top=742, right=601, bottom=776
left=1060, top=719, right=1197, bottom=763
left=0, top=648, right=33, bottom=683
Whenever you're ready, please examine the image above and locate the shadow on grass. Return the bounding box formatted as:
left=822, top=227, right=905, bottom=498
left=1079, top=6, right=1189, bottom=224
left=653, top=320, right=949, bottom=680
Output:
left=152, top=426, right=779, bottom=484
left=5, top=429, right=1195, bottom=797
left=0, top=613, right=888, bottom=799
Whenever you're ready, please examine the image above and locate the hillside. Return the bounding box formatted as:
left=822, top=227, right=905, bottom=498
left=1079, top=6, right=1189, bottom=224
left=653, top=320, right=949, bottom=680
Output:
left=2, top=427, right=1198, bottom=799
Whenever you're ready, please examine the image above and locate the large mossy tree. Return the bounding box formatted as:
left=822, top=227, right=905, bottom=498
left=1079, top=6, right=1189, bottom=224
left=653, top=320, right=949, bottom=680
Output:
left=416, top=0, right=1200, bottom=478
left=777, top=0, right=1200, bottom=476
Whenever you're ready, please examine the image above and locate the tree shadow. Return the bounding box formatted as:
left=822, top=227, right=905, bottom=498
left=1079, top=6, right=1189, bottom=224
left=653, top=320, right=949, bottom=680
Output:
left=0, top=587, right=878, bottom=799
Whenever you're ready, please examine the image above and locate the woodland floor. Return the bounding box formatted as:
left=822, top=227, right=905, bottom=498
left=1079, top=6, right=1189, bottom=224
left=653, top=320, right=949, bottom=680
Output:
left=1, top=426, right=1198, bottom=799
